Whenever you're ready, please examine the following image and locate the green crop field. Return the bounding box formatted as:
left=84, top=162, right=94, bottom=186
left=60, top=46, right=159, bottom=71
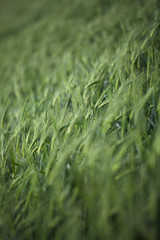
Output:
left=0, top=0, right=160, bottom=239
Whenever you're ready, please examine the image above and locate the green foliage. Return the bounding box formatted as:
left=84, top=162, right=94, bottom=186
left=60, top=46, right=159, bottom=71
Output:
left=0, top=0, right=160, bottom=239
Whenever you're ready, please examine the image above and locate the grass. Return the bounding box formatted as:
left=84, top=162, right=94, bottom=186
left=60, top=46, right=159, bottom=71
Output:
left=0, top=0, right=160, bottom=239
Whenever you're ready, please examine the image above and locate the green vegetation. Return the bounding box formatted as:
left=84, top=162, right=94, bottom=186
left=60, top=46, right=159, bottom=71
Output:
left=0, top=0, right=160, bottom=239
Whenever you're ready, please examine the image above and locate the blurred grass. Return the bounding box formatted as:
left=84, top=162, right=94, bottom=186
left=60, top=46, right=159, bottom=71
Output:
left=0, top=0, right=160, bottom=239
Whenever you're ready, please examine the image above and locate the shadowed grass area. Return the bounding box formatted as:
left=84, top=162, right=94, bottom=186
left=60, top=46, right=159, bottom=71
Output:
left=0, top=0, right=160, bottom=239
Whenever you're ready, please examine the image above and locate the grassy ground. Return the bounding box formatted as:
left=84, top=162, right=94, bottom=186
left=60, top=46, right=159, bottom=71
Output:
left=0, top=0, right=160, bottom=239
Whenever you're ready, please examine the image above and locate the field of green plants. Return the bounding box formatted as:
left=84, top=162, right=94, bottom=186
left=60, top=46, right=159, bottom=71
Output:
left=0, top=0, right=160, bottom=239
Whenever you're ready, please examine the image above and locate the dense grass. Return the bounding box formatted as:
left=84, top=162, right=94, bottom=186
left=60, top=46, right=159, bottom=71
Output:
left=0, top=0, right=160, bottom=239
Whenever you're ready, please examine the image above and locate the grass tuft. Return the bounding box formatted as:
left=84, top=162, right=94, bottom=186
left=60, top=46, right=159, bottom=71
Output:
left=0, top=0, right=160, bottom=239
